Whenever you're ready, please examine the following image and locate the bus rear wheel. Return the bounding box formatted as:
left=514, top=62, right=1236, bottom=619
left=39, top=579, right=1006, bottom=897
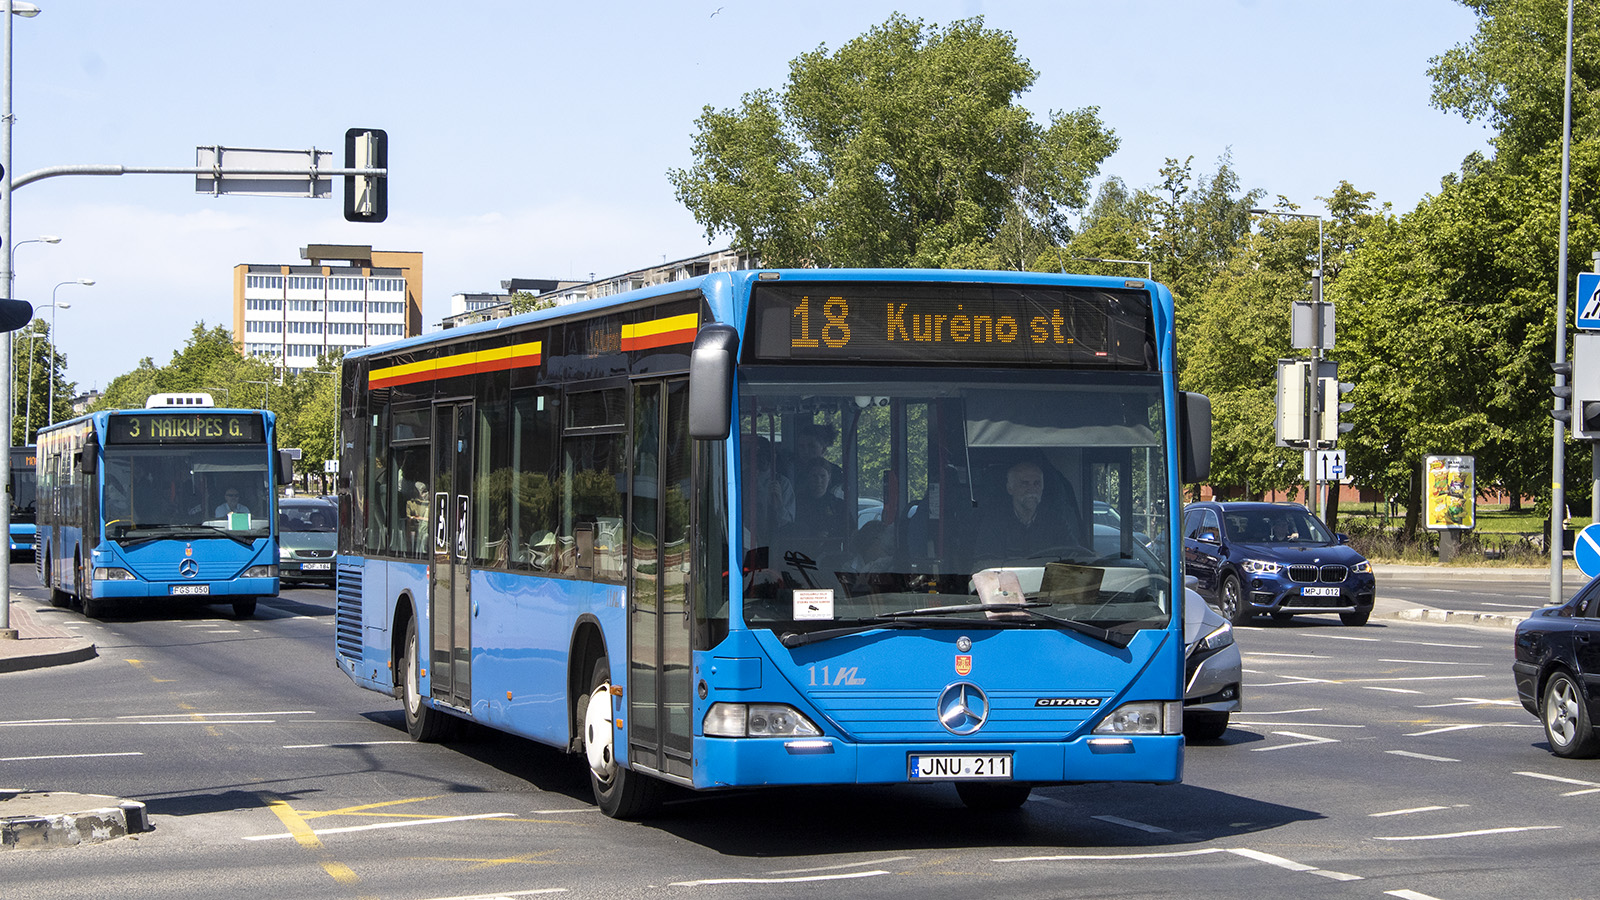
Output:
left=401, top=617, right=455, bottom=742
left=580, top=656, right=659, bottom=819
left=45, top=553, right=70, bottom=608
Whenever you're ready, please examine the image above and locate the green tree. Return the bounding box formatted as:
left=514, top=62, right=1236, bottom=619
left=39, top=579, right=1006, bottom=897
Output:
left=11, top=320, right=68, bottom=444
left=669, top=13, right=1117, bottom=268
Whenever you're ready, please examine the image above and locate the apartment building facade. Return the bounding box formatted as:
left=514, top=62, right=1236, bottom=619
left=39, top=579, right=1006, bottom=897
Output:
left=233, top=244, right=423, bottom=373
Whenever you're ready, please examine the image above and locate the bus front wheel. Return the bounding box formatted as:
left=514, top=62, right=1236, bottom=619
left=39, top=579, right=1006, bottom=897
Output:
left=232, top=598, right=257, bottom=619
left=580, top=656, right=659, bottom=819
left=955, top=782, right=1032, bottom=811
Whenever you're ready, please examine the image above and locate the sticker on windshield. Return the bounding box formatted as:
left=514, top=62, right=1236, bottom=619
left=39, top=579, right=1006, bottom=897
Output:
left=793, top=589, right=835, bottom=621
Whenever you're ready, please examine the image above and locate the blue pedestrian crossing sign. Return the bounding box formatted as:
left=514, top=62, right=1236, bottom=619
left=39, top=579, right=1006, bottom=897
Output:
left=1579, top=273, right=1600, bottom=330
left=1576, top=522, right=1600, bottom=578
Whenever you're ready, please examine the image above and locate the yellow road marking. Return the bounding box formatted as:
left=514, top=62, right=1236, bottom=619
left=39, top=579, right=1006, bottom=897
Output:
left=299, top=795, right=446, bottom=820
left=263, top=796, right=323, bottom=849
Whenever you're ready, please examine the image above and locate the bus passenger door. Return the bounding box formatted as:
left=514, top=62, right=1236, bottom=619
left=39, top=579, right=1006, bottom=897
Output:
left=628, top=379, right=694, bottom=780
left=430, top=401, right=473, bottom=710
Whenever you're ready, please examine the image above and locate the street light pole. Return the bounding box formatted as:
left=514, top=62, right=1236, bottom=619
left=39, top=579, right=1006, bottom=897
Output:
left=44, top=279, right=91, bottom=427
left=0, top=0, right=40, bottom=640
left=24, top=300, right=66, bottom=441
left=1250, top=207, right=1326, bottom=516
left=7, top=233, right=59, bottom=427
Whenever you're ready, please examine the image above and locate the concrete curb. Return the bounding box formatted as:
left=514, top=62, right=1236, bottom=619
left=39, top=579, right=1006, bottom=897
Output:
left=0, top=637, right=97, bottom=674
left=1381, top=606, right=1525, bottom=630
left=0, top=791, right=150, bottom=851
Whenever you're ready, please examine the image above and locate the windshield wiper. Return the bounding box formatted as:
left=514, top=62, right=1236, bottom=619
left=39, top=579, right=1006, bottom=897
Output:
left=112, top=523, right=255, bottom=548
left=779, top=620, right=915, bottom=648
left=881, top=601, right=1134, bottom=648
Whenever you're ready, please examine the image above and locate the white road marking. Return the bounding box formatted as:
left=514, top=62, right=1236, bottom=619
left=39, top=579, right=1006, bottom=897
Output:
left=1515, top=771, right=1600, bottom=788
left=1386, top=891, right=1445, bottom=900
left=1479, top=602, right=1537, bottom=610
left=1244, top=652, right=1329, bottom=659
left=1375, top=825, right=1561, bottom=841
left=1232, top=721, right=1365, bottom=728
left=118, top=710, right=316, bottom=719
left=1405, top=723, right=1498, bottom=737
left=1298, top=633, right=1381, bottom=642
left=0, top=718, right=71, bottom=726
left=1343, top=675, right=1487, bottom=684
left=1378, top=659, right=1490, bottom=666
left=1251, top=731, right=1341, bottom=751
left=1394, top=640, right=1480, bottom=649
left=1233, top=708, right=1322, bottom=715
left=244, top=812, right=514, bottom=841
left=768, top=857, right=913, bottom=874
left=530, top=808, right=600, bottom=815
left=672, top=871, right=889, bottom=886
left=1, top=751, right=144, bottom=762
left=283, top=741, right=417, bottom=749
left=1452, top=697, right=1522, bottom=706
left=1386, top=750, right=1460, bottom=762
left=1092, top=815, right=1169, bottom=833
left=1364, top=686, right=1424, bottom=694
left=993, top=847, right=1358, bottom=881
left=1370, top=805, right=1450, bottom=817
left=416, top=883, right=566, bottom=890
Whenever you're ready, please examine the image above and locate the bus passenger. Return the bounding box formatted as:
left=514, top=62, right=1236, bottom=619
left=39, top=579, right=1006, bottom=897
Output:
left=794, top=457, right=845, bottom=537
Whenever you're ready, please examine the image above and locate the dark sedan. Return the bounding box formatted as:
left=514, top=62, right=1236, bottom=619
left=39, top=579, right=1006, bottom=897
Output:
left=1514, top=577, right=1600, bottom=758
left=1181, top=501, right=1376, bottom=626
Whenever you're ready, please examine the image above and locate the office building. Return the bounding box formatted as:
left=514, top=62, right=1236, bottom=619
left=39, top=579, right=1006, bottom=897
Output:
left=233, top=244, right=423, bottom=373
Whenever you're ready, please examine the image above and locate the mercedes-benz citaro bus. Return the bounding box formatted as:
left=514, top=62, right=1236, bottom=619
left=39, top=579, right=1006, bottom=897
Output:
left=35, top=392, right=294, bottom=619
left=333, top=269, right=1210, bottom=817
left=9, top=445, right=37, bottom=559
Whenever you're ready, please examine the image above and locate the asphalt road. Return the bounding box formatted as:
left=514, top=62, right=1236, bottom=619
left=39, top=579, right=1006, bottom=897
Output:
left=2, top=564, right=1589, bottom=900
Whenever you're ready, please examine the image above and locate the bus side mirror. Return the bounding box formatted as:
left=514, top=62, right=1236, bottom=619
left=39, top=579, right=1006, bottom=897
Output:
left=277, top=449, right=294, bottom=486
left=80, top=434, right=98, bottom=478
left=1179, top=391, right=1211, bottom=484
left=688, top=324, right=738, bottom=440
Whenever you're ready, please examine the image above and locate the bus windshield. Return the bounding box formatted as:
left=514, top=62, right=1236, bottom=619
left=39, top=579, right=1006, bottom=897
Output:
left=101, top=444, right=273, bottom=540
left=738, top=366, right=1171, bottom=641
left=10, top=450, right=36, bottom=523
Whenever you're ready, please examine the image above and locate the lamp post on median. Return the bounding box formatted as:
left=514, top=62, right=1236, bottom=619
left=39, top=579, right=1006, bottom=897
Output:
left=44, top=278, right=91, bottom=428
left=1250, top=207, right=1328, bottom=517
left=23, top=299, right=65, bottom=441
left=0, top=0, right=43, bottom=640
left=7, top=234, right=59, bottom=429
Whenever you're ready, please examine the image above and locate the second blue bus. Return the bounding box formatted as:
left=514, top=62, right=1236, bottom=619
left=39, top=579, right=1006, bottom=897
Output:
left=35, top=393, right=293, bottom=619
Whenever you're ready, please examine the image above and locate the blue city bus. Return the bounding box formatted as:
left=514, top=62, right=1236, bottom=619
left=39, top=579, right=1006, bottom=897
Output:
left=334, top=269, right=1210, bottom=817
left=35, top=393, right=294, bottom=619
left=9, top=445, right=37, bottom=559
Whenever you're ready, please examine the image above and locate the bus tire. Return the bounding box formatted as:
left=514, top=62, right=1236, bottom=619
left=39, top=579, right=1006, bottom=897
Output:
left=401, top=617, right=454, bottom=743
left=81, top=595, right=105, bottom=619
left=580, top=656, right=659, bottom=819
left=955, top=782, right=1032, bottom=810
left=45, top=553, right=71, bottom=608
left=232, top=598, right=257, bottom=619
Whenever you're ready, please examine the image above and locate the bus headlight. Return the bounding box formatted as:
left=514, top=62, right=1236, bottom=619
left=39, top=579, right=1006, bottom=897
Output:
left=244, top=565, right=278, bottom=579
left=703, top=702, right=823, bottom=738
left=93, top=567, right=134, bottom=581
left=1093, top=701, right=1184, bottom=736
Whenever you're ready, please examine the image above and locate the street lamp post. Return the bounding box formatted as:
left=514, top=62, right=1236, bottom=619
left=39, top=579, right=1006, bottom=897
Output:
left=43, top=278, right=91, bottom=428
left=7, top=234, right=59, bottom=428
left=0, top=0, right=43, bottom=640
left=23, top=299, right=66, bottom=440
left=1250, top=207, right=1327, bottom=516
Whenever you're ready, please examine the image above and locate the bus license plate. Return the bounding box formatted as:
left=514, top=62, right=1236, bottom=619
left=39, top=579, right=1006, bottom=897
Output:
left=1302, top=586, right=1341, bottom=597
left=170, top=584, right=211, bottom=596
left=302, top=563, right=331, bottom=571
left=908, top=753, right=1011, bottom=780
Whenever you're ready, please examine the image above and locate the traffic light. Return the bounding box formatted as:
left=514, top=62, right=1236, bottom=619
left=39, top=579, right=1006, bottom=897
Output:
left=343, top=128, right=388, bottom=223
left=1553, top=359, right=1574, bottom=426
left=0, top=298, right=31, bottom=332
left=1319, top=378, right=1355, bottom=442
left=1275, top=359, right=1310, bottom=445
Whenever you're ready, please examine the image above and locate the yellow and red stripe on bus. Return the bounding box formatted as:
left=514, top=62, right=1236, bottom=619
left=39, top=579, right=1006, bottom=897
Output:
left=369, top=340, right=543, bottom=390
left=620, top=313, right=698, bottom=352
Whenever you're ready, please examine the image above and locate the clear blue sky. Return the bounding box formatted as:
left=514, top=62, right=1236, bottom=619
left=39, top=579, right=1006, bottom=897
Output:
left=10, top=0, right=1490, bottom=391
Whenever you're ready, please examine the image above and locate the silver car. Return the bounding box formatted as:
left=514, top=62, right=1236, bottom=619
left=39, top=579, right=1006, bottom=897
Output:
left=1183, top=583, right=1242, bottom=740
left=278, top=497, right=336, bottom=586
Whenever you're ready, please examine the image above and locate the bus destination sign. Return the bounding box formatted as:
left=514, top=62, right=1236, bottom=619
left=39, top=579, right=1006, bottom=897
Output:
left=107, top=413, right=266, bottom=444
left=746, top=282, right=1155, bottom=368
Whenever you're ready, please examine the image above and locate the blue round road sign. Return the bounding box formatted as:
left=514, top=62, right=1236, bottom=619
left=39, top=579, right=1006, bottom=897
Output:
left=1576, top=523, right=1600, bottom=579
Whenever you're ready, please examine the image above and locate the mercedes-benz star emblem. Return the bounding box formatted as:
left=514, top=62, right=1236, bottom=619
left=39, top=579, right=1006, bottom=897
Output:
left=936, top=681, right=989, bottom=735
left=179, top=559, right=199, bottom=579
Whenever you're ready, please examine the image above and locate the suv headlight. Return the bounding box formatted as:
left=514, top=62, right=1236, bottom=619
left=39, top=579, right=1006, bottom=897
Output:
left=703, top=702, right=823, bottom=738
left=1352, top=559, right=1372, bottom=574
left=1242, top=558, right=1280, bottom=576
